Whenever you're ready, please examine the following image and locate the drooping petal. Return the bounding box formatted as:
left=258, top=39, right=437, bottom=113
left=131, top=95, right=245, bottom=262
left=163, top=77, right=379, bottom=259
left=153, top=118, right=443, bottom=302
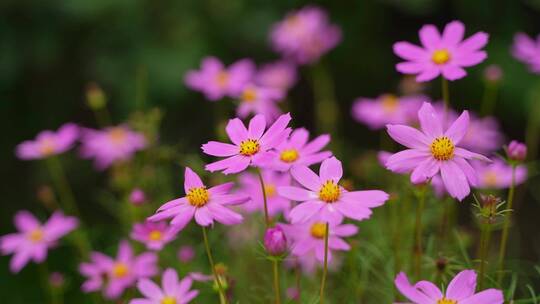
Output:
left=459, top=289, right=504, bottom=304
left=397, top=62, right=427, bottom=74
left=414, top=281, right=443, bottom=300
left=386, top=125, right=430, bottom=149
left=291, top=165, right=322, bottom=191
left=416, top=66, right=441, bottom=82
left=410, top=157, right=440, bottom=184
left=333, top=201, right=373, bottom=221
left=445, top=270, right=477, bottom=300
left=184, top=167, right=204, bottom=193
left=222, top=156, right=251, bottom=175
left=194, top=207, right=214, bottom=226
left=394, top=272, right=434, bottom=304
left=442, top=65, right=467, bottom=81
left=205, top=155, right=249, bottom=174
left=225, top=118, right=248, bottom=145
left=319, top=157, right=343, bottom=183
left=328, top=237, right=350, bottom=250
left=288, top=201, right=324, bottom=224
left=201, top=141, right=239, bottom=157
left=340, top=190, right=389, bottom=207
left=385, top=149, right=431, bottom=174
left=440, top=161, right=470, bottom=201
left=453, top=158, right=479, bottom=187
left=418, top=102, right=443, bottom=139
left=444, top=110, right=469, bottom=144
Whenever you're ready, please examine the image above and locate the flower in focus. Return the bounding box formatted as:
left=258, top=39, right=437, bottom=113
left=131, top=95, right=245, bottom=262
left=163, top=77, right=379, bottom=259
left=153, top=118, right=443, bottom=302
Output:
left=512, top=33, right=540, bottom=73
left=270, top=6, right=341, bottom=64
left=177, top=245, right=195, bottom=263
left=385, top=102, right=490, bottom=200
left=130, top=268, right=199, bottom=304
left=129, top=188, right=147, bottom=206
left=0, top=211, right=78, bottom=273
left=264, top=226, right=288, bottom=256
left=267, top=127, right=332, bottom=172
left=474, top=159, right=527, bottom=189
left=255, top=61, right=297, bottom=91
left=16, top=123, right=79, bottom=160
left=149, top=167, right=248, bottom=230
left=393, top=20, right=488, bottom=82
left=79, top=240, right=158, bottom=299
left=202, top=113, right=292, bottom=174
left=80, top=125, right=147, bottom=170
left=506, top=140, right=527, bottom=162
left=352, top=94, right=424, bottom=129
left=394, top=269, right=503, bottom=304
left=184, top=57, right=255, bottom=101
left=130, top=221, right=178, bottom=251
left=279, top=156, right=389, bottom=224
left=238, top=170, right=291, bottom=217
left=235, top=83, right=285, bottom=120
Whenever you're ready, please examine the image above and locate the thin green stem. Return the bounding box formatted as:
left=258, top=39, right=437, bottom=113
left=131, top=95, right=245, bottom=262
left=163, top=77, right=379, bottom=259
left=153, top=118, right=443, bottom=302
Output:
left=295, top=260, right=302, bottom=302
left=480, top=82, right=499, bottom=116
left=413, top=186, right=427, bottom=280
left=442, top=77, right=450, bottom=120
left=272, top=259, right=281, bottom=304
left=497, top=164, right=517, bottom=285
left=319, top=223, right=329, bottom=304
left=256, top=168, right=271, bottom=227
left=478, top=221, right=492, bottom=290
left=202, top=226, right=227, bottom=304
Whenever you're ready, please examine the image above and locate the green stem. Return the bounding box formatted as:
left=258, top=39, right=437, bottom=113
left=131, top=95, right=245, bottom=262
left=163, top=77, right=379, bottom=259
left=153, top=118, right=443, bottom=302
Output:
left=202, top=226, right=227, bottom=304
left=319, top=223, right=329, bottom=304
left=295, top=260, right=302, bottom=302
left=413, top=186, right=427, bottom=280
left=441, top=77, right=450, bottom=120
left=272, top=259, right=281, bottom=304
left=38, top=263, right=52, bottom=303
left=497, top=164, right=517, bottom=285
left=256, top=168, right=271, bottom=227
left=480, top=82, right=499, bottom=116
left=478, top=221, right=492, bottom=290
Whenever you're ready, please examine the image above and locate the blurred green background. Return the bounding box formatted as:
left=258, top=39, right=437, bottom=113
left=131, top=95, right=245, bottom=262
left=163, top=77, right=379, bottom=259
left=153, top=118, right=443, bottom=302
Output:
left=2, top=0, right=540, bottom=302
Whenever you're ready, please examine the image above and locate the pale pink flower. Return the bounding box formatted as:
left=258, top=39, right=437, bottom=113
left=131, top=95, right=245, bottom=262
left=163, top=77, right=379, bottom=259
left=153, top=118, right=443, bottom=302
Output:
left=16, top=123, right=78, bottom=160
left=512, top=33, right=540, bottom=73
left=238, top=169, right=291, bottom=217
left=474, top=159, right=527, bottom=189
left=130, top=221, right=178, bottom=251
left=130, top=268, right=198, bottom=304
left=255, top=61, right=297, bottom=91
left=235, top=83, right=284, bottom=120
left=352, top=94, right=424, bottom=129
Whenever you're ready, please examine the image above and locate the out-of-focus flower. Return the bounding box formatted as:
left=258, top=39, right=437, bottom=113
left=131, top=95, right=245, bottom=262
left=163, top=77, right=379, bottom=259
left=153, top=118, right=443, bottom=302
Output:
left=202, top=113, right=292, bottom=174
left=80, top=125, right=146, bottom=170
left=129, top=268, right=199, bottom=304
left=279, top=157, right=388, bottom=224
left=512, top=33, right=540, bottom=73
left=149, top=167, right=248, bottom=231
left=506, top=140, right=527, bottom=162
left=177, top=245, right=195, bottom=263
left=393, top=20, right=488, bottom=82
left=184, top=57, right=255, bottom=101
left=235, top=84, right=284, bottom=121
left=0, top=211, right=78, bottom=273
left=130, top=221, right=178, bottom=251
left=286, top=287, right=300, bottom=301
left=474, top=159, right=527, bottom=189
left=86, top=82, right=107, bottom=110
left=238, top=170, right=291, bottom=217
left=129, top=188, right=147, bottom=206
left=385, top=103, right=490, bottom=200
left=264, top=226, right=288, bottom=256
left=394, top=269, right=503, bottom=304
left=399, top=75, right=427, bottom=95
left=16, top=123, right=79, bottom=160
left=459, top=114, right=504, bottom=155
left=377, top=151, right=393, bottom=168
left=352, top=94, right=424, bottom=129
left=483, top=64, right=503, bottom=83
left=79, top=240, right=158, bottom=299
left=255, top=61, right=297, bottom=91
left=49, top=272, right=65, bottom=288
left=267, top=127, right=332, bottom=172
left=270, top=6, right=341, bottom=65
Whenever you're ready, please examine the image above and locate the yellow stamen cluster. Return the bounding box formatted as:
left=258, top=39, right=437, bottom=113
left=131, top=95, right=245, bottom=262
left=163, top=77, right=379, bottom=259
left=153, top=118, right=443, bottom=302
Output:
left=432, top=49, right=451, bottom=65
left=239, top=139, right=260, bottom=156
left=187, top=187, right=210, bottom=207
left=39, top=139, right=56, bottom=156
left=215, top=71, right=229, bottom=87
left=28, top=229, right=44, bottom=243
left=319, top=180, right=341, bottom=203
left=112, top=263, right=129, bottom=278
left=430, top=136, right=455, bottom=161
left=437, top=298, right=457, bottom=304
left=264, top=184, right=276, bottom=198
left=380, top=94, right=399, bottom=113
left=149, top=230, right=163, bottom=241
left=242, top=88, right=258, bottom=103
left=161, top=297, right=177, bottom=304
left=310, top=222, right=327, bottom=239
left=108, top=127, right=127, bottom=144
left=483, top=171, right=498, bottom=187
left=280, top=149, right=299, bottom=163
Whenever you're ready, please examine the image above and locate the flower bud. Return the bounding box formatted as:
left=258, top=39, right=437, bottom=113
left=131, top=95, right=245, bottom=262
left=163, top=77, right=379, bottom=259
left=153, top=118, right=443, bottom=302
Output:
left=129, top=188, right=147, bottom=205
left=177, top=245, right=195, bottom=263
left=483, top=64, right=503, bottom=83
left=264, top=226, right=287, bottom=256
left=507, top=140, right=527, bottom=162
left=86, top=82, right=107, bottom=110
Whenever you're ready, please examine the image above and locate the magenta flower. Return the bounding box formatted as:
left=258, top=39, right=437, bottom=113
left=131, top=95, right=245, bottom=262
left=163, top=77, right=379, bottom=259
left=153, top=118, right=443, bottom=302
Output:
left=506, top=140, right=527, bottom=161
left=129, top=188, right=148, bottom=206
left=149, top=167, right=248, bottom=231
left=512, top=33, right=540, bottom=74
left=235, top=83, right=285, bottom=121
left=177, top=245, right=195, bottom=263
left=255, top=61, right=297, bottom=91
left=395, top=269, right=503, bottom=304
left=130, top=221, right=178, bottom=251
left=202, top=113, right=292, bottom=174
left=184, top=57, right=255, bottom=101
left=278, top=157, right=389, bottom=224
left=264, top=226, right=288, bottom=256
left=393, top=20, right=488, bottom=82
left=483, top=64, right=503, bottom=83
left=79, top=240, right=158, bottom=299
left=474, top=159, right=527, bottom=189
left=458, top=114, right=504, bottom=155
left=80, top=125, right=147, bottom=170
left=385, top=102, right=490, bottom=200
left=130, top=268, right=199, bottom=304
left=267, top=127, right=332, bottom=172
left=238, top=169, right=292, bottom=217
left=16, top=123, right=78, bottom=160
left=0, top=211, right=78, bottom=273
left=270, top=6, right=341, bottom=65
left=352, top=94, right=424, bottom=130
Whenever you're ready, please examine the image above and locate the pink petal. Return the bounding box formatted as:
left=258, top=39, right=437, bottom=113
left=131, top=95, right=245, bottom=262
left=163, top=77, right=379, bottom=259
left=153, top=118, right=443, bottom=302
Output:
left=459, top=289, right=504, bottom=304
left=441, top=21, right=465, bottom=46
left=328, top=237, right=350, bottom=250
left=130, top=300, right=153, bottom=304
left=332, top=224, right=358, bottom=237
left=333, top=201, right=372, bottom=221
left=14, top=211, right=40, bottom=232
left=201, top=141, right=239, bottom=157
left=205, top=155, right=249, bottom=174
left=340, top=190, right=389, bottom=207
left=393, top=41, right=428, bottom=61
left=385, top=149, right=431, bottom=173
left=183, top=290, right=199, bottom=303
left=292, top=239, right=315, bottom=256
left=291, top=165, right=322, bottom=191
left=302, top=134, right=331, bottom=154
left=194, top=207, right=214, bottom=226
left=315, top=243, right=333, bottom=262
left=184, top=167, right=204, bottom=193
left=178, top=276, right=194, bottom=294
left=117, top=240, right=133, bottom=261
left=442, top=65, right=467, bottom=81
left=454, top=148, right=491, bottom=162
left=455, top=51, right=487, bottom=67
left=137, top=279, right=163, bottom=300
left=10, top=249, right=32, bottom=273
left=248, top=114, right=266, bottom=139
left=162, top=268, right=179, bottom=296
left=170, top=207, right=195, bottom=230
left=317, top=205, right=344, bottom=224
left=225, top=118, right=248, bottom=145
left=289, top=128, right=310, bottom=148
left=445, top=270, right=477, bottom=300
left=440, top=161, right=470, bottom=201
left=259, top=113, right=291, bottom=148
left=410, top=157, right=440, bottom=184
left=208, top=182, right=234, bottom=195
left=206, top=203, right=243, bottom=225
left=289, top=201, right=324, bottom=223
left=386, top=124, right=430, bottom=149
left=415, top=281, right=443, bottom=300
left=213, top=193, right=249, bottom=206
left=319, top=157, right=342, bottom=183
left=300, top=151, right=333, bottom=167
left=458, top=32, right=489, bottom=53
left=222, top=156, right=251, bottom=175
left=416, top=66, right=441, bottom=82
left=278, top=186, right=316, bottom=201
left=419, top=24, right=441, bottom=50
left=397, top=62, right=426, bottom=74
left=418, top=102, right=443, bottom=139
left=394, top=272, right=433, bottom=304
left=444, top=110, right=469, bottom=144
left=453, top=158, right=478, bottom=187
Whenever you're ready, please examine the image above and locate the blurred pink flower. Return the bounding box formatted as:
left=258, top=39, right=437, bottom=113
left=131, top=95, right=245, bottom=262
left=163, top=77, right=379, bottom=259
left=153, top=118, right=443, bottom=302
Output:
left=393, top=20, right=488, bottom=82
left=352, top=94, right=424, bottom=129
left=235, top=83, right=284, bottom=120
left=377, top=151, right=393, bottom=168
left=177, top=245, right=195, bottom=263
left=0, top=211, right=78, bottom=273
left=149, top=167, right=248, bottom=230
left=264, top=226, right=288, bottom=256
left=255, top=61, right=297, bottom=90
left=79, top=240, right=158, bottom=299
left=49, top=271, right=65, bottom=288
left=279, top=157, right=388, bottom=224
left=80, top=125, right=146, bottom=170
left=474, top=159, right=527, bottom=189
left=184, top=57, right=255, bottom=101
left=16, top=123, right=78, bottom=160
left=130, top=268, right=199, bottom=304
left=130, top=221, right=178, bottom=251
left=286, top=287, right=300, bottom=301
left=238, top=169, right=291, bottom=217
left=483, top=64, right=503, bottom=82
left=202, top=113, right=292, bottom=174
left=512, top=33, right=540, bottom=74
left=270, top=6, right=341, bottom=64
left=385, top=103, right=490, bottom=200
left=506, top=140, right=527, bottom=161
left=395, top=269, right=503, bottom=304
left=129, top=188, right=147, bottom=206
left=459, top=114, right=504, bottom=155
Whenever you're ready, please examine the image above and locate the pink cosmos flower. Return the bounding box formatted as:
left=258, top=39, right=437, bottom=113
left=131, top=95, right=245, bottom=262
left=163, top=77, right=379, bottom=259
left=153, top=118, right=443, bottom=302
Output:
left=16, top=123, right=79, bottom=160
left=458, top=114, right=504, bottom=155
left=352, top=94, right=424, bottom=130
left=0, top=211, right=78, bottom=273
left=512, top=33, right=540, bottom=73
left=278, top=157, right=389, bottom=224
left=148, top=167, right=249, bottom=231
left=393, top=20, right=488, bottom=82
left=235, top=83, right=285, bottom=120
left=80, top=125, right=147, bottom=170
left=255, top=61, right=298, bottom=91
left=202, top=113, right=292, bottom=174
left=130, top=221, right=178, bottom=251
left=238, top=169, right=291, bottom=217
left=79, top=240, right=158, bottom=299
left=184, top=57, right=255, bottom=101
left=474, top=159, right=527, bottom=189
left=270, top=6, right=341, bottom=65
left=385, top=102, right=490, bottom=200
left=130, top=188, right=148, bottom=206
left=267, top=127, right=332, bottom=172
left=130, top=268, right=199, bottom=304
left=394, top=269, right=503, bottom=304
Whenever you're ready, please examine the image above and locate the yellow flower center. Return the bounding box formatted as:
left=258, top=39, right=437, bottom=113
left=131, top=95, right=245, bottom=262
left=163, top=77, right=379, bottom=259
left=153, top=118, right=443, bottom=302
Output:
left=319, top=180, right=341, bottom=203
left=28, top=229, right=44, bottom=243
left=239, top=139, right=260, bottom=156
left=483, top=171, right=498, bottom=187
left=149, top=230, right=162, bottom=241
left=112, top=263, right=129, bottom=278
left=215, top=71, right=229, bottom=87
left=437, top=298, right=457, bottom=304
left=187, top=187, right=210, bottom=207
left=310, top=222, right=327, bottom=239
left=432, top=49, right=451, bottom=65
left=430, top=136, right=455, bottom=161
left=380, top=94, right=399, bottom=113
left=39, top=139, right=56, bottom=156
left=242, top=88, right=258, bottom=103
left=161, top=297, right=177, bottom=304
left=108, top=128, right=127, bottom=144
left=264, top=184, right=276, bottom=198
left=280, top=149, right=299, bottom=163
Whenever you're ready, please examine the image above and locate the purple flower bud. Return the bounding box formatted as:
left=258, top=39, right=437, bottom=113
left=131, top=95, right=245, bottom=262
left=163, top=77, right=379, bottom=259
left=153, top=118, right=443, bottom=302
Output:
left=129, top=188, right=147, bottom=205
left=507, top=140, right=527, bottom=161
left=264, top=226, right=287, bottom=256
